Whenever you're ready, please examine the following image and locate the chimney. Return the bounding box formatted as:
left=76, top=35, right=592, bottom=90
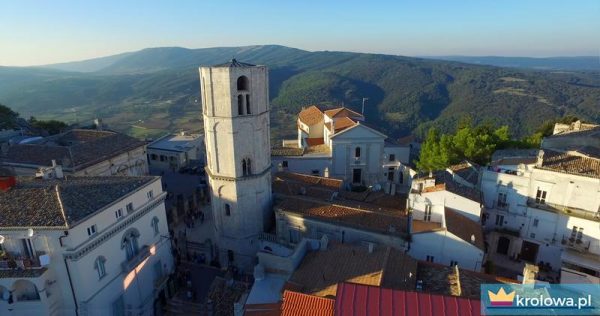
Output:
left=36, top=160, right=64, bottom=180
left=536, top=150, right=544, bottom=168
left=522, top=263, right=539, bottom=285
left=0, top=167, right=17, bottom=191
left=452, top=264, right=462, bottom=297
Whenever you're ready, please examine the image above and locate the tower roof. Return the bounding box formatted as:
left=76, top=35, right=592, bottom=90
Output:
left=212, top=58, right=256, bottom=68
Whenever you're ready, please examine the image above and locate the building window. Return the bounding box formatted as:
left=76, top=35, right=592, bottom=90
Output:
left=237, top=76, right=248, bottom=91
left=94, top=256, right=107, bottom=280
left=426, top=255, right=434, bottom=262
left=112, top=295, right=125, bottom=316
left=282, top=161, right=288, bottom=168
left=387, top=167, right=394, bottom=181
left=495, top=214, right=504, bottom=227
left=535, top=188, right=547, bottom=204
left=150, top=154, right=157, bottom=161
left=424, top=204, right=432, bottom=221
left=151, top=217, right=160, bottom=236
left=312, top=169, right=320, bottom=176
left=389, top=154, right=395, bottom=162
left=450, top=260, right=458, bottom=266
left=497, top=192, right=508, bottom=209
left=122, top=230, right=140, bottom=260
left=147, top=190, right=154, bottom=199
left=87, top=225, right=97, bottom=236
left=160, top=155, right=166, bottom=162
left=533, top=218, right=539, bottom=227
left=530, top=233, right=536, bottom=239
left=246, top=95, right=251, bottom=114
left=242, top=158, right=252, bottom=176
left=247, top=159, right=252, bottom=175
left=126, top=202, right=134, bottom=213
left=399, top=171, right=404, bottom=184
left=355, top=147, right=361, bottom=158
left=228, top=250, right=235, bottom=263
left=225, top=204, right=231, bottom=216
left=238, top=95, right=244, bottom=115
left=115, top=209, right=123, bottom=220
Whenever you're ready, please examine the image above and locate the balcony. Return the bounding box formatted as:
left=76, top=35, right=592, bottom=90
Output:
left=494, top=226, right=521, bottom=238
left=561, top=235, right=592, bottom=253
left=527, top=198, right=600, bottom=222
left=0, top=253, right=48, bottom=279
left=121, top=245, right=151, bottom=273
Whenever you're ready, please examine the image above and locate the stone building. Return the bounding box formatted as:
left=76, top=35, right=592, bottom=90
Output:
left=0, top=171, right=173, bottom=315
left=2, top=129, right=148, bottom=177
left=200, top=59, right=272, bottom=270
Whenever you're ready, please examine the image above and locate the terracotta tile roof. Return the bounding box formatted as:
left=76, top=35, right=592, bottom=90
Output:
left=411, top=220, right=442, bottom=233
left=272, top=147, right=305, bottom=157
left=275, top=197, right=408, bottom=237
left=0, top=176, right=156, bottom=228
left=323, top=107, right=363, bottom=120
left=306, top=137, right=325, bottom=147
left=418, top=171, right=481, bottom=202
left=4, top=129, right=145, bottom=171
left=447, top=161, right=480, bottom=186
left=325, top=117, right=357, bottom=133
left=539, top=149, right=600, bottom=178
left=281, top=290, right=335, bottom=316
left=304, top=144, right=331, bottom=155
left=298, top=105, right=325, bottom=126
left=335, top=282, right=482, bottom=316
left=444, top=207, right=484, bottom=250
left=288, top=243, right=416, bottom=298
left=416, top=261, right=518, bottom=300
left=339, top=190, right=407, bottom=212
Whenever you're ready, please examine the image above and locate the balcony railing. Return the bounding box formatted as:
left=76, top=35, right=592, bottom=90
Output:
left=0, top=254, right=44, bottom=271
left=494, top=226, right=521, bottom=238
left=527, top=198, right=600, bottom=222
left=121, top=245, right=151, bottom=273
left=561, top=235, right=591, bottom=253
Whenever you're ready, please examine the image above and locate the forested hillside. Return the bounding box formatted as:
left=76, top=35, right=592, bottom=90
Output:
left=1, top=45, right=598, bottom=140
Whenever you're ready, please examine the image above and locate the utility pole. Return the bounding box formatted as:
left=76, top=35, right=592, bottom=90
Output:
left=362, top=98, right=369, bottom=115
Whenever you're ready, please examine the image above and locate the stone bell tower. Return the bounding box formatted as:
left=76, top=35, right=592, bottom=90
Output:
left=199, top=59, right=272, bottom=269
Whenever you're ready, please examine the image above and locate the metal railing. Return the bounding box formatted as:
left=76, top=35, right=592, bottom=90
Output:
left=527, top=198, right=600, bottom=222
left=561, top=235, right=591, bottom=253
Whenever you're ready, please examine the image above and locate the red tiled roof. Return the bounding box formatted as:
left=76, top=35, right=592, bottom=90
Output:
left=298, top=105, right=324, bottom=126
left=325, top=117, right=357, bottom=133
left=281, top=290, right=335, bottom=316
left=324, top=107, right=363, bottom=119
left=334, top=283, right=481, bottom=316
left=306, top=137, right=325, bottom=146
left=444, top=207, right=485, bottom=250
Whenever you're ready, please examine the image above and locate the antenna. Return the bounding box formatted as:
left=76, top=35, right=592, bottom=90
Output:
left=362, top=98, right=369, bottom=115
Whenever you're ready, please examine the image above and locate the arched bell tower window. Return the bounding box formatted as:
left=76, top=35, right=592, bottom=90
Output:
left=237, top=95, right=244, bottom=115
left=237, top=76, right=249, bottom=91
left=242, top=159, right=247, bottom=176
left=225, top=204, right=231, bottom=216
left=247, top=159, right=252, bottom=175
left=246, top=95, right=251, bottom=114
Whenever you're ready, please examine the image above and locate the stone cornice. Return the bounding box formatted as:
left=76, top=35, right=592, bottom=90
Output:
left=63, top=193, right=167, bottom=261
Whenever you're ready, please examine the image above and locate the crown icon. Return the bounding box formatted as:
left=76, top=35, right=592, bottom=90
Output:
left=488, top=287, right=516, bottom=306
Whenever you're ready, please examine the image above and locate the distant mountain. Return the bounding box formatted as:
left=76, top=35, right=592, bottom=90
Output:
left=0, top=45, right=599, bottom=140
left=424, top=56, right=600, bottom=71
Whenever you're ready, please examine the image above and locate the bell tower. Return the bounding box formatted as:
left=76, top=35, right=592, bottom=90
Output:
left=200, top=59, right=272, bottom=269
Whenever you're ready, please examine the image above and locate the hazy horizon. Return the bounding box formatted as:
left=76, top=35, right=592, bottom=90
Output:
left=1, top=0, right=599, bottom=66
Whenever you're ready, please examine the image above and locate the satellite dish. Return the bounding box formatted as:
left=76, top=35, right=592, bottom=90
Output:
left=470, top=234, right=476, bottom=243
left=0, top=235, right=4, bottom=244
left=26, top=228, right=34, bottom=238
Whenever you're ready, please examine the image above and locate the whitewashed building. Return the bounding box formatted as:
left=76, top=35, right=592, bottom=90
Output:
left=200, top=60, right=273, bottom=271
left=0, top=171, right=173, bottom=315
left=273, top=105, right=413, bottom=192
left=3, top=129, right=148, bottom=177
left=481, top=146, right=600, bottom=281
left=408, top=163, right=485, bottom=271
left=147, top=132, right=204, bottom=171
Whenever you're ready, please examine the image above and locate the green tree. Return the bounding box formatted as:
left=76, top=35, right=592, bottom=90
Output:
left=0, top=103, right=19, bottom=129
left=28, top=117, right=68, bottom=135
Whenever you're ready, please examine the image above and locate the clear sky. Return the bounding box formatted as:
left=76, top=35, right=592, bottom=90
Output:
left=1, top=0, right=598, bottom=66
